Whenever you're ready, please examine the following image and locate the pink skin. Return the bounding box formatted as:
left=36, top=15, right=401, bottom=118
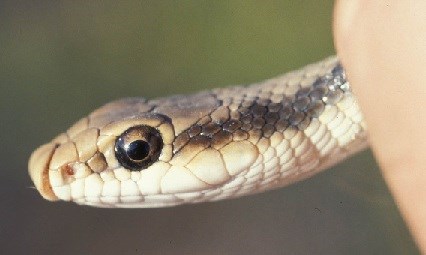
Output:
left=334, top=0, right=426, bottom=252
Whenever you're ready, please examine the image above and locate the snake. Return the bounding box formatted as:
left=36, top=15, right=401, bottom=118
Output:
left=28, top=56, right=368, bottom=208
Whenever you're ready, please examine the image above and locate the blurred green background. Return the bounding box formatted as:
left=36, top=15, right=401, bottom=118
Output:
left=0, top=1, right=419, bottom=254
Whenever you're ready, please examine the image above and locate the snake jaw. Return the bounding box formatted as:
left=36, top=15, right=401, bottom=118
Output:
left=28, top=143, right=58, bottom=201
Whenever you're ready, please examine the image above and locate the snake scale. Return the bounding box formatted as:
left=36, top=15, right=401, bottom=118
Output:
left=28, top=56, right=368, bottom=208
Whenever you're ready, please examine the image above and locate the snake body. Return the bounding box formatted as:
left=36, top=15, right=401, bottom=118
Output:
left=28, top=56, right=368, bottom=208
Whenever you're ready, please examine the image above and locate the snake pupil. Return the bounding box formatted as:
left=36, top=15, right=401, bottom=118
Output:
left=127, top=140, right=150, bottom=161
left=115, top=125, right=163, bottom=171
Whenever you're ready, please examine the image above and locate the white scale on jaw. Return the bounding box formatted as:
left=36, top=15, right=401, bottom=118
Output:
left=28, top=56, right=368, bottom=208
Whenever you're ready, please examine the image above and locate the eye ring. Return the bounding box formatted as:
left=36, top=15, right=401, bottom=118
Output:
left=115, top=125, right=163, bottom=171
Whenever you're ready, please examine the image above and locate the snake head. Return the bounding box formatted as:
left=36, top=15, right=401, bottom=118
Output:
left=29, top=57, right=368, bottom=208
left=29, top=94, right=260, bottom=208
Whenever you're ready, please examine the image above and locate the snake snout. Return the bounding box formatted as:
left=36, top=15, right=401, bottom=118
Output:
left=28, top=143, right=58, bottom=201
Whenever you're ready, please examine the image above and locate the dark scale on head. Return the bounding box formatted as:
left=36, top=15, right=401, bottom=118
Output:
left=201, top=123, right=221, bottom=136
left=171, top=61, right=350, bottom=154
left=240, top=114, right=253, bottom=124
left=212, top=130, right=233, bottom=149
left=251, top=105, right=267, bottom=116
left=241, top=123, right=252, bottom=131
left=265, top=112, right=279, bottom=125
left=115, top=125, right=163, bottom=171
left=252, top=117, right=266, bottom=129
left=223, top=120, right=241, bottom=132
left=262, top=124, right=275, bottom=138
left=173, top=132, right=190, bottom=153
left=188, top=125, right=202, bottom=137
left=267, top=103, right=281, bottom=113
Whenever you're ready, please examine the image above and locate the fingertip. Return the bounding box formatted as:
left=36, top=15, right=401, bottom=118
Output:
left=333, top=0, right=426, bottom=164
left=333, top=0, right=375, bottom=86
left=333, top=0, right=362, bottom=62
left=333, top=1, right=426, bottom=252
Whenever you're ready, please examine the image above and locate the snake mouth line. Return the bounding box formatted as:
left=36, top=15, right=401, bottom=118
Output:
left=28, top=143, right=58, bottom=201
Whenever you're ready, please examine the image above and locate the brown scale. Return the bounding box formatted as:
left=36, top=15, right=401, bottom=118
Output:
left=229, top=111, right=241, bottom=120
left=187, top=125, right=202, bottom=137
left=197, top=116, right=211, bottom=126
left=265, top=112, right=279, bottom=125
left=233, top=129, right=249, bottom=141
left=241, top=100, right=253, bottom=108
left=211, top=130, right=233, bottom=149
left=295, top=87, right=311, bottom=98
left=171, top=63, right=348, bottom=155
left=297, top=117, right=311, bottom=130
left=276, top=119, right=289, bottom=132
left=252, top=117, right=266, bottom=130
left=267, top=103, right=282, bottom=113
left=280, top=105, right=294, bottom=119
left=241, top=123, right=252, bottom=131
left=288, top=111, right=305, bottom=126
left=173, top=132, right=190, bottom=153
left=250, top=104, right=267, bottom=117
left=240, top=114, right=253, bottom=124
left=87, top=152, right=108, bottom=173
left=248, top=129, right=262, bottom=144
left=222, top=119, right=242, bottom=132
left=201, top=122, right=222, bottom=136
left=309, top=87, right=328, bottom=101
left=262, top=124, right=275, bottom=138
left=171, top=135, right=211, bottom=165
left=238, top=106, right=250, bottom=116
left=305, top=101, right=324, bottom=118
left=293, top=97, right=311, bottom=112
left=210, top=106, right=230, bottom=124
left=177, top=135, right=211, bottom=154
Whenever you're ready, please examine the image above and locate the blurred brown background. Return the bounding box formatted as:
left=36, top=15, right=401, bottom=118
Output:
left=0, top=1, right=419, bottom=254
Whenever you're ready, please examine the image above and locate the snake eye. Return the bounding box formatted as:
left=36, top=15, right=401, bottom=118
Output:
left=115, top=125, right=163, bottom=171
